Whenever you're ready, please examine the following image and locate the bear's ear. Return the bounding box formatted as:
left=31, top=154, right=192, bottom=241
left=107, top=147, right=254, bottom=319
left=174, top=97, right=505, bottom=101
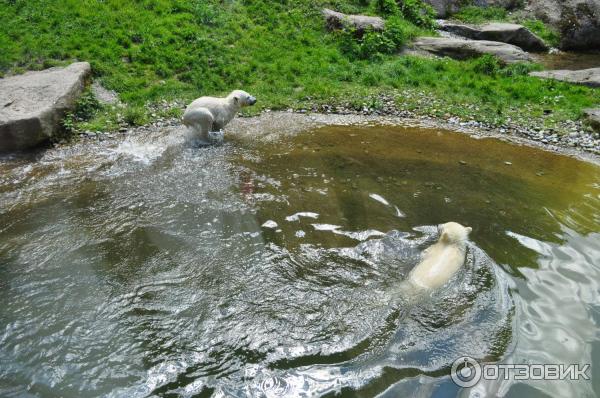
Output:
left=440, top=231, right=449, bottom=241
left=233, top=96, right=240, bottom=104
left=466, top=227, right=472, bottom=234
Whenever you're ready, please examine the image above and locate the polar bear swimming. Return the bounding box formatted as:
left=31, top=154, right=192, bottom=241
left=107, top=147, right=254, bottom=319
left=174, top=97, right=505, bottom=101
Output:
left=381, top=222, right=473, bottom=309
left=407, top=222, right=472, bottom=291
left=182, top=90, right=257, bottom=145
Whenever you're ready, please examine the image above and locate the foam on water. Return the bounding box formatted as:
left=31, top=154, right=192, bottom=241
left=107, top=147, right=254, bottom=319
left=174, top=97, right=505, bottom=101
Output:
left=112, top=127, right=186, bottom=164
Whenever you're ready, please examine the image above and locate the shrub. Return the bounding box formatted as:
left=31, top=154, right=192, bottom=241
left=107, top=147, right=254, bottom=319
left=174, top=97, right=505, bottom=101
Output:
left=337, top=16, right=411, bottom=60
left=397, top=0, right=436, bottom=29
left=371, top=0, right=435, bottom=28
left=361, top=30, right=398, bottom=58
left=73, top=90, right=101, bottom=120
left=61, top=113, right=76, bottom=135
left=59, top=89, right=101, bottom=137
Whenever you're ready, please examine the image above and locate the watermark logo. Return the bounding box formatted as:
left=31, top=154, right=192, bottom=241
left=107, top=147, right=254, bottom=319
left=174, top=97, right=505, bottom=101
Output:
left=451, top=357, right=482, bottom=388
left=451, top=357, right=590, bottom=387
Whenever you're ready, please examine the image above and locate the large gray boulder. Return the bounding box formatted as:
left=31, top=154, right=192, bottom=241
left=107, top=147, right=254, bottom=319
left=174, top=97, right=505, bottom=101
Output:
left=0, top=62, right=91, bottom=151
left=529, top=67, right=600, bottom=87
left=412, top=37, right=533, bottom=63
left=525, top=0, right=600, bottom=50
left=438, top=21, right=548, bottom=52
left=322, top=8, right=385, bottom=35
left=425, top=0, right=520, bottom=18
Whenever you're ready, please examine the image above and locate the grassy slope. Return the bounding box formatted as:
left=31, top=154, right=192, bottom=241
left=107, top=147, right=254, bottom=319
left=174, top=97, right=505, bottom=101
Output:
left=0, top=0, right=598, bottom=132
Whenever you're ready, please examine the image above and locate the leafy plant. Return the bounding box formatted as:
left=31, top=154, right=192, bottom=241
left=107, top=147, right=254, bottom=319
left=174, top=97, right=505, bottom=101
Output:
left=73, top=90, right=101, bottom=120
left=397, top=0, right=436, bottom=29
left=61, top=112, right=76, bottom=135
left=337, top=16, right=417, bottom=60
left=58, top=89, right=101, bottom=138
left=372, top=0, right=435, bottom=28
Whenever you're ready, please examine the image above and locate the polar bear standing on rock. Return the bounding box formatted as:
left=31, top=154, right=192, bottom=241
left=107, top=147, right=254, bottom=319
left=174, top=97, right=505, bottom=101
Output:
left=183, top=90, right=256, bottom=145
left=407, top=222, right=472, bottom=291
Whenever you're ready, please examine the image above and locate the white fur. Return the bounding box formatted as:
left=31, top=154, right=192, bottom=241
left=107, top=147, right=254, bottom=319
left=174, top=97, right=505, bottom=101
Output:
left=182, top=90, right=256, bottom=144
left=407, top=222, right=472, bottom=291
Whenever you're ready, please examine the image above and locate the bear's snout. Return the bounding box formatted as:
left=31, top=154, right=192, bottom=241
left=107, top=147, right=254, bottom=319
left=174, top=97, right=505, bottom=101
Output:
left=247, top=96, right=257, bottom=106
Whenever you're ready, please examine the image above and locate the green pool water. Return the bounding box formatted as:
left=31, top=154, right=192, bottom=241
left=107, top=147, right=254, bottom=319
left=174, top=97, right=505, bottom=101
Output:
left=0, top=122, right=598, bottom=397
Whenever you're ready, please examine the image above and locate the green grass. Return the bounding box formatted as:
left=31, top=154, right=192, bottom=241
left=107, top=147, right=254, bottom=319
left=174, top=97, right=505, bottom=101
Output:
left=453, top=6, right=508, bottom=24
left=314, top=55, right=598, bottom=128
left=0, top=0, right=597, bottom=133
left=522, top=19, right=560, bottom=48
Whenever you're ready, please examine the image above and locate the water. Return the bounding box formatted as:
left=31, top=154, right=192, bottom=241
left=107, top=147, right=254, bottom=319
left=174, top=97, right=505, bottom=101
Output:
left=534, top=51, right=600, bottom=70
left=0, top=120, right=599, bottom=397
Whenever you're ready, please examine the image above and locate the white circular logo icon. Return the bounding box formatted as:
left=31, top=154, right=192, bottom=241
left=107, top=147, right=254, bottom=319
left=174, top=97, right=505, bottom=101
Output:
left=451, top=356, right=482, bottom=388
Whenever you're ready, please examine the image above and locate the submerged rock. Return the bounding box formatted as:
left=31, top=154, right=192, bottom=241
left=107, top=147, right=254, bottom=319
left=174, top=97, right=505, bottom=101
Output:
left=411, top=37, right=533, bottom=63
left=0, top=62, right=91, bottom=151
left=322, top=8, right=384, bottom=36
left=438, top=21, right=548, bottom=52
left=529, top=67, right=600, bottom=87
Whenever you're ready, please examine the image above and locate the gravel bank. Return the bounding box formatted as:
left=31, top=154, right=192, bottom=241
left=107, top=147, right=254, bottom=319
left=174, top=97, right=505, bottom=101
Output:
left=74, top=94, right=600, bottom=164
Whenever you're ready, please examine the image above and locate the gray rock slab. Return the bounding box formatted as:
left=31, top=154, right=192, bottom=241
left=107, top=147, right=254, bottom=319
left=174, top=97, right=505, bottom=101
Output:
left=412, top=37, right=533, bottom=63
left=438, top=21, right=548, bottom=52
left=322, top=8, right=385, bottom=35
left=529, top=68, right=600, bottom=87
left=0, top=62, right=91, bottom=151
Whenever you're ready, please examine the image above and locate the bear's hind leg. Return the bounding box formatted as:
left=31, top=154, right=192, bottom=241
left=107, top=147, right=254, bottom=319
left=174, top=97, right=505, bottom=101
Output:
left=183, top=107, right=213, bottom=145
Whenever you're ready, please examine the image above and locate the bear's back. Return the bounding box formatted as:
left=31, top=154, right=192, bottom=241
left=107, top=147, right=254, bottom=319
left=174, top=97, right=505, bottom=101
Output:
left=408, top=242, right=466, bottom=290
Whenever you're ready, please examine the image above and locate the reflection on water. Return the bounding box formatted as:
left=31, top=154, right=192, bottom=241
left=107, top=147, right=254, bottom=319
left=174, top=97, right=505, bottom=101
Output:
left=0, top=122, right=598, bottom=397
left=533, top=51, right=600, bottom=70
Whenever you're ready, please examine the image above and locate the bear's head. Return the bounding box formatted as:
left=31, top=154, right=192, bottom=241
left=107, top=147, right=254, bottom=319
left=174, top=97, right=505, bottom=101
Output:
left=230, top=90, right=257, bottom=107
left=438, top=222, right=472, bottom=244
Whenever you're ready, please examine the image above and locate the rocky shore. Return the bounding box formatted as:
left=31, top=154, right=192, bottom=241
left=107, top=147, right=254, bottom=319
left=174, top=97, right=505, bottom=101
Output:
left=75, top=93, right=600, bottom=164
left=289, top=93, right=600, bottom=156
